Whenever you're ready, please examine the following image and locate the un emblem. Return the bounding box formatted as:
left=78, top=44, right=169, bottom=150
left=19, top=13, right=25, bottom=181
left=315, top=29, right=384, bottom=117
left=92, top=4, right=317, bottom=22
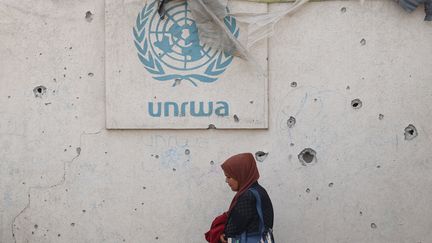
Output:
left=133, top=1, right=239, bottom=87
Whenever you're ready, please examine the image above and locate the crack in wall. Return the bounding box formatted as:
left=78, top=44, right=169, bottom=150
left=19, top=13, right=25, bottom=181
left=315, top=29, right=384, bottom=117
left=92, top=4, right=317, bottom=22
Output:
left=11, top=130, right=102, bottom=243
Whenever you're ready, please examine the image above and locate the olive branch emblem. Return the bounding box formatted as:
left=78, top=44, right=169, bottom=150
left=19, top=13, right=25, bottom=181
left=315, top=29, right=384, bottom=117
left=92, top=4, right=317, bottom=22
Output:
left=133, top=1, right=239, bottom=87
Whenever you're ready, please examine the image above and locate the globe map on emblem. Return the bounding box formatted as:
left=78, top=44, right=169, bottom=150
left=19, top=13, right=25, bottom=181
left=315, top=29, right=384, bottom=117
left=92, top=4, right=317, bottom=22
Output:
left=149, top=2, right=215, bottom=70
left=133, top=1, right=239, bottom=86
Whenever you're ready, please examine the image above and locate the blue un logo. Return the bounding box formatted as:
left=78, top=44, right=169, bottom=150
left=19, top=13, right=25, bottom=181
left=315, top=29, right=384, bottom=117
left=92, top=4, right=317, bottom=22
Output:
left=133, top=1, right=239, bottom=87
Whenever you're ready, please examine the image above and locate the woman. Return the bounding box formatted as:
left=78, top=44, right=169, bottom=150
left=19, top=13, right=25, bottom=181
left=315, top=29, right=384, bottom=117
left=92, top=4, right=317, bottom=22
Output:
left=220, top=153, right=274, bottom=243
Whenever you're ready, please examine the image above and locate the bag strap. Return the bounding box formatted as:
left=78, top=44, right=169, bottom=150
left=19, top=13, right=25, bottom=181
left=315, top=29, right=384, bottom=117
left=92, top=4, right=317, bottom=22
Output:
left=249, top=187, right=265, bottom=237
left=239, top=187, right=267, bottom=242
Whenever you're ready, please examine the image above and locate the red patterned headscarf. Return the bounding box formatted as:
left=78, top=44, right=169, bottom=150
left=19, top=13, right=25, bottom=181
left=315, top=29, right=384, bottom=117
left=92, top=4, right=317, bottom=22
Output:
left=221, top=153, right=260, bottom=215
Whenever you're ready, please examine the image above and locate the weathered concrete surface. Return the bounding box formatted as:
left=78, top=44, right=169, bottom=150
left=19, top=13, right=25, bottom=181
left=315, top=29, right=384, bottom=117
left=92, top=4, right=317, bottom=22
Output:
left=1, top=0, right=432, bottom=242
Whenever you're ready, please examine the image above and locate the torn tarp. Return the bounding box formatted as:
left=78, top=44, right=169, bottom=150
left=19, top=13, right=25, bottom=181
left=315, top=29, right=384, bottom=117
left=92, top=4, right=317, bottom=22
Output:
left=188, top=0, right=268, bottom=80
left=397, top=0, right=432, bottom=21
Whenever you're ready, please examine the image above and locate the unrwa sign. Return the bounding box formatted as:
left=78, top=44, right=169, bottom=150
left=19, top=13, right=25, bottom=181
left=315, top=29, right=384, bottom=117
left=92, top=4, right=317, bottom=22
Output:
left=105, top=0, right=268, bottom=129
left=148, top=101, right=229, bottom=117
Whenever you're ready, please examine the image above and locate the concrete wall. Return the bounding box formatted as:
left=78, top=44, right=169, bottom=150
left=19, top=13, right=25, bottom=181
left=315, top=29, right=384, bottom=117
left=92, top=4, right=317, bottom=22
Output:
left=1, top=0, right=432, bottom=242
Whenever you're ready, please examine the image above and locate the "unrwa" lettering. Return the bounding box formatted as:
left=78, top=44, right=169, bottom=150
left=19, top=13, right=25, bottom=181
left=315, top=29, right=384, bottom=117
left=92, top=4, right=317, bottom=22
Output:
left=148, top=101, right=229, bottom=117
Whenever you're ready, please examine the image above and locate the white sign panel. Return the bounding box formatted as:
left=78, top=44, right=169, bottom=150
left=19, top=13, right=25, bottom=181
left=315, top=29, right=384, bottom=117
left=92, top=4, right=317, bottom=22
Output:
left=105, top=0, right=268, bottom=129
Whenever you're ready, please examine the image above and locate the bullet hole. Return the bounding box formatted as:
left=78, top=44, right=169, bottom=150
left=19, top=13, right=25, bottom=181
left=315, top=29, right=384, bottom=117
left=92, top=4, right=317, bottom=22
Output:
left=316, top=197, right=319, bottom=200
left=404, top=124, right=418, bottom=140
left=34, top=224, right=38, bottom=229
left=185, top=149, right=190, bottom=155
left=44, top=102, right=51, bottom=106
left=360, top=39, right=366, bottom=46
left=70, top=223, right=75, bottom=227
left=58, top=234, right=61, bottom=237
left=378, top=114, right=384, bottom=120
left=33, top=86, right=47, bottom=98
left=155, top=236, right=159, bottom=240
left=134, top=208, right=137, bottom=211
left=143, top=186, right=146, bottom=190
left=85, top=11, right=93, bottom=22
left=298, top=148, right=317, bottom=166
left=63, top=74, right=66, bottom=78
left=287, top=116, right=296, bottom=128
left=82, top=209, right=86, bottom=213
left=290, top=82, right=297, bottom=88
left=341, top=7, right=347, bottom=13
left=290, top=143, right=294, bottom=147
left=32, top=231, right=34, bottom=235
left=306, top=188, right=310, bottom=193
left=351, top=99, right=362, bottom=109
left=76, top=147, right=81, bottom=155
left=207, top=124, right=217, bottom=129
left=328, top=182, right=334, bottom=187
left=377, top=165, right=381, bottom=168
left=8, top=96, right=11, bottom=99
left=371, top=223, right=377, bottom=229
left=233, top=114, right=240, bottom=123
left=360, top=211, right=363, bottom=216
left=173, top=78, right=182, bottom=86
left=88, top=72, right=94, bottom=77
left=249, top=100, right=254, bottom=104
left=210, top=160, right=215, bottom=165
left=64, top=67, right=67, bottom=70
left=255, top=151, right=268, bottom=162
left=172, top=168, right=176, bottom=171
left=155, top=154, right=159, bottom=159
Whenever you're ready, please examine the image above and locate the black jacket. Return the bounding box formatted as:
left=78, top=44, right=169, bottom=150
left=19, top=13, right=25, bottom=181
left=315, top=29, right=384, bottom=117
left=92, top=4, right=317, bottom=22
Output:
left=224, top=182, right=274, bottom=238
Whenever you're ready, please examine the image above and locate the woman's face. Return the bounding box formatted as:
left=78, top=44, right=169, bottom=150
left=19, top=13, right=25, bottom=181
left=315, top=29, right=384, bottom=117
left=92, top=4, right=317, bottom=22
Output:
left=224, top=173, right=239, bottom=191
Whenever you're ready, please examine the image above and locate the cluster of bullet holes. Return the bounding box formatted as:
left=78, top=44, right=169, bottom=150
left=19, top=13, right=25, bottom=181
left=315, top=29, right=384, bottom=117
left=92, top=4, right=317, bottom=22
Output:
left=351, top=99, right=362, bottom=109
left=298, top=148, right=317, bottom=166
left=404, top=124, right=418, bottom=140
left=85, top=11, right=93, bottom=22
left=255, top=151, right=268, bottom=162
left=287, top=116, right=296, bottom=128
left=33, top=86, right=47, bottom=98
